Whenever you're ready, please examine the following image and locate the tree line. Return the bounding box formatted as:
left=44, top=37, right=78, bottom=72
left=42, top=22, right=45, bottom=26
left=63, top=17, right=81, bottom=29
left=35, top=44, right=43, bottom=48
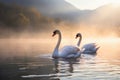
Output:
left=0, top=2, right=57, bottom=33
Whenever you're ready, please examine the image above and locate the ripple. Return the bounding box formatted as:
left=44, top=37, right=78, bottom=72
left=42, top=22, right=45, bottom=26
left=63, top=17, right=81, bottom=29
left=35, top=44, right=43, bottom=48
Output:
left=22, top=73, right=72, bottom=78
left=20, top=54, right=120, bottom=80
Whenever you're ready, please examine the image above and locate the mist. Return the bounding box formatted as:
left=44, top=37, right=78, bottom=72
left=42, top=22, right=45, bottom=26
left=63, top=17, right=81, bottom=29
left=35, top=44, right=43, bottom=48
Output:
left=0, top=24, right=120, bottom=60
left=0, top=2, right=120, bottom=60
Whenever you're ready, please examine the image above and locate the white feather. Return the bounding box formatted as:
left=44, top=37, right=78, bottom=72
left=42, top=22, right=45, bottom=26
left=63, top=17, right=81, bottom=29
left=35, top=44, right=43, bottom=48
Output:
left=52, top=30, right=81, bottom=59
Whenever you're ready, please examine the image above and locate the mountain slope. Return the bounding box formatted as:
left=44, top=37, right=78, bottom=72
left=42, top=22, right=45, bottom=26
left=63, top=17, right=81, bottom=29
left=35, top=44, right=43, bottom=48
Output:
left=0, top=0, right=92, bottom=22
left=0, top=0, right=120, bottom=36
left=0, top=2, right=58, bottom=38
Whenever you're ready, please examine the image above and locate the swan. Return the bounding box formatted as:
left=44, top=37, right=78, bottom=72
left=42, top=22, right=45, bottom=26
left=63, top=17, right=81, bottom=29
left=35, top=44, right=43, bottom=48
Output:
left=76, top=33, right=100, bottom=55
left=52, top=30, right=81, bottom=59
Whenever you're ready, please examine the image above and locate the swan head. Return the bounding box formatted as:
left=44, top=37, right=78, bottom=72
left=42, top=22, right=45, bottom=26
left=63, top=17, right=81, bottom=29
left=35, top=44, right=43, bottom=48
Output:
left=52, top=30, right=60, bottom=37
left=75, top=33, right=82, bottom=39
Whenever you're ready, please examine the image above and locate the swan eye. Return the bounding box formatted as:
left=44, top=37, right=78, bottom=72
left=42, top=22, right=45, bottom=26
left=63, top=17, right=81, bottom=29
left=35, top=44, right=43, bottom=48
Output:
left=76, top=34, right=79, bottom=37
left=53, top=31, right=56, bottom=34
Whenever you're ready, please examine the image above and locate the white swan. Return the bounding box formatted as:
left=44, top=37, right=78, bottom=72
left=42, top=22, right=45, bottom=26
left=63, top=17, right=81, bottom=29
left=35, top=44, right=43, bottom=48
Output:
left=76, top=33, right=100, bottom=55
left=52, top=30, right=81, bottom=59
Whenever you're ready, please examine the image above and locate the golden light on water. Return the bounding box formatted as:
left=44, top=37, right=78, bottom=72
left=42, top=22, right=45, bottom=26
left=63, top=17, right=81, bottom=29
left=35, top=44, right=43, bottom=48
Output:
left=0, top=30, right=120, bottom=60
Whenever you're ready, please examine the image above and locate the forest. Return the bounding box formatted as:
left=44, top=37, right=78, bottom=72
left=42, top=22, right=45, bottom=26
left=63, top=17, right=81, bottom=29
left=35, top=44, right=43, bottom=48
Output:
left=0, top=2, right=59, bottom=37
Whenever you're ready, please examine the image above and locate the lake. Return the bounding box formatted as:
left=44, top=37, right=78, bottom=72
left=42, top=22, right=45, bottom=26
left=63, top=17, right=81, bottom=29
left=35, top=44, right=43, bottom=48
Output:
left=0, top=38, right=120, bottom=80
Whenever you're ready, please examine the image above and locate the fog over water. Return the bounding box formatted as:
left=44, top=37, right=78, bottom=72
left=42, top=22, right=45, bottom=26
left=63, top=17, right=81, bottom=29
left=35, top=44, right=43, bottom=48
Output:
left=0, top=1, right=120, bottom=60
left=0, top=28, right=119, bottom=60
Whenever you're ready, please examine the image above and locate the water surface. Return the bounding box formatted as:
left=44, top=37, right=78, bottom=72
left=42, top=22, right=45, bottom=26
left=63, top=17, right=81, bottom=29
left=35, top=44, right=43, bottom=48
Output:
left=0, top=39, right=120, bottom=80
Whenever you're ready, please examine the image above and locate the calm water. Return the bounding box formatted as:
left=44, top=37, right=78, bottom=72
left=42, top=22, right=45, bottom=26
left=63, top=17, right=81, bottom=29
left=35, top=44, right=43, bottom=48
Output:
left=0, top=54, right=120, bottom=80
left=0, top=39, right=120, bottom=80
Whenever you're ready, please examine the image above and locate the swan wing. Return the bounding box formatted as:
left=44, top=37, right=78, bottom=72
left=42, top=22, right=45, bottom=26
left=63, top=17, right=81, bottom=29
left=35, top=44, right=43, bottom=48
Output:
left=82, top=43, right=96, bottom=50
left=81, top=43, right=99, bottom=54
left=66, top=51, right=81, bottom=58
left=59, top=45, right=80, bottom=58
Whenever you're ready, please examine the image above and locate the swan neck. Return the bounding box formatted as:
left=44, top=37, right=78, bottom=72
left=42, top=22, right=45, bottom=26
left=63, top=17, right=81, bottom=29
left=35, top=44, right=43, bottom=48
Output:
left=56, top=33, right=61, bottom=49
left=53, top=32, right=61, bottom=58
left=77, top=35, right=82, bottom=47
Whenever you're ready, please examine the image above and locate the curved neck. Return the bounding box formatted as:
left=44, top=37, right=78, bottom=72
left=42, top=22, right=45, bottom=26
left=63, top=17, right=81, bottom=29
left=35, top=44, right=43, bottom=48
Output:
left=53, top=32, right=61, bottom=58
left=77, top=35, right=82, bottom=47
left=56, top=33, right=61, bottom=49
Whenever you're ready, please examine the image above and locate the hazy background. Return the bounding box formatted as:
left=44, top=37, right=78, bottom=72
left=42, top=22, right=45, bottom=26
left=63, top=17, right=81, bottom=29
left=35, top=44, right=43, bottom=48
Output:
left=0, top=0, right=120, bottom=59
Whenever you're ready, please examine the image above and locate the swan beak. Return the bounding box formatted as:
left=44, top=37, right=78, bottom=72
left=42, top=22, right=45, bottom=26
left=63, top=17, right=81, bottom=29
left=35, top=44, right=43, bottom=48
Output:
left=52, top=33, right=55, bottom=37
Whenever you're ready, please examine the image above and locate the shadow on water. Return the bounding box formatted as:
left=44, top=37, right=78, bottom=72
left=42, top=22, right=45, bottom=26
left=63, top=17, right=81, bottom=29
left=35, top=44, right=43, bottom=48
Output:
left=0, top=56, right=54, bottom=80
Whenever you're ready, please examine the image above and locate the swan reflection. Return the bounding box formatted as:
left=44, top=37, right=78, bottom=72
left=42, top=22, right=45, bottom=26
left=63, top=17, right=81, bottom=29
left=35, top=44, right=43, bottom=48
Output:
left=53, top=58, right=80, bottom=73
